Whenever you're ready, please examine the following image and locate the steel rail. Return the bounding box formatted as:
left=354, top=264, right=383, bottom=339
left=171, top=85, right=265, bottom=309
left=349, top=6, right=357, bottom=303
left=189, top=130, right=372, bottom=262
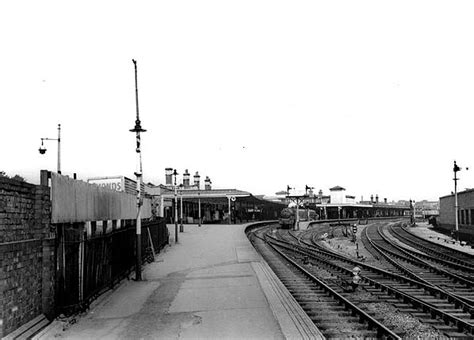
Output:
left=267, top=236, right=474, bottom=336
left=401, top=224, right=474, bottom=262
left=270, top=229, right=474, bottom=315
left=374, top=224, right=474, bottom=289
left=261, top=236, right=401, bottom=339
left=389, top=224, right=474, bottom=272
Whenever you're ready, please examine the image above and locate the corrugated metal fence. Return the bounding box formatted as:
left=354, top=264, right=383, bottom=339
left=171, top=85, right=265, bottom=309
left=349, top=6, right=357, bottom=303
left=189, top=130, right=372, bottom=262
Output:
left=49, top=172, right=152, bottom=223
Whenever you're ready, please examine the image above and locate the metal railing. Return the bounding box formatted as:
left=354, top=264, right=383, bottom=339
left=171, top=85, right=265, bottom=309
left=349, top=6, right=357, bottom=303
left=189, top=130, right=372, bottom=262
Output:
left=56, top=218, right=169, bottom=313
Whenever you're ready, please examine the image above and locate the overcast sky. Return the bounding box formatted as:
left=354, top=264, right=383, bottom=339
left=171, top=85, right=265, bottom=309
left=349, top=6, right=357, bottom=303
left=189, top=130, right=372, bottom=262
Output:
left=1, top=1, right=474, bottom=201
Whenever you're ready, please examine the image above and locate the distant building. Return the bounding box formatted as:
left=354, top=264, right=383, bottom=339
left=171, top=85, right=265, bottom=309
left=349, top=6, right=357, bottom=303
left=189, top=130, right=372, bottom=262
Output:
left=439, top=190, right=474, bottom=241
left=146, top=169, right=285, bottom=224
left=329, top=186, right=356, bottom=204
left=414, top=200, right=439, bottom=219
left=304, top=186, right=408, bottom=220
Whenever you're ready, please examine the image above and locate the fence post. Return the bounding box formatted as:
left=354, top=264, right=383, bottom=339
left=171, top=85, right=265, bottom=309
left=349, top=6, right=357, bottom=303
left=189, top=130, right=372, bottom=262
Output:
left=78, top=225, right=85, bottom=304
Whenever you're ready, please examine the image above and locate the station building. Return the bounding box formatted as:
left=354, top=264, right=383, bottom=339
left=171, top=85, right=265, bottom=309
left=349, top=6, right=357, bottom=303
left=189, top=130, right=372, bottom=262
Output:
left=305, top=186, right=408, bottom=220
left=154, top=169, right=285, bottom=224
left=88, top=169, right=286, bottom=225
left=439, top=190, right=474, bottom=241
left=86, top=175, right=409, bottom=225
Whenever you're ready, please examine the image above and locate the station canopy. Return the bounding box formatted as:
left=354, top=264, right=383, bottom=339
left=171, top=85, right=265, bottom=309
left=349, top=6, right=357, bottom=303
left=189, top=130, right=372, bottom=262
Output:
left=160, top=188, right=284, bottom=206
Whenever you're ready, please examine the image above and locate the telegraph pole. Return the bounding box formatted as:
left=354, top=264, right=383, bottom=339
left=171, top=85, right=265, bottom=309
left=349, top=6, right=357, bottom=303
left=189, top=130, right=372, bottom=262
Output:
left=130, top=59, right=146, bottom=281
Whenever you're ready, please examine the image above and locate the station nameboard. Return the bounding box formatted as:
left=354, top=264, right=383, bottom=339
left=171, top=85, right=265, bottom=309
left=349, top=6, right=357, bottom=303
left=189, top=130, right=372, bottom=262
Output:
left=88, top=177, right=125, bottom=192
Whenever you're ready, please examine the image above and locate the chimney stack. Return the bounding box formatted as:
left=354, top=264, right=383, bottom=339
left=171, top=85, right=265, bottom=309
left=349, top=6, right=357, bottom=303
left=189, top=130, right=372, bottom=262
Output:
left=183, top=169, right=190, bottom=187
left=165, top=168, right=173, bottom=185
left=370, top=194, right=374, bottom=203
left=376, top=194, right=379, bottom=203
left=193, top=171, right=200, bottom=189
left=384, top=198, right=387, bottom=204
left=204, top=176, right=212, bottom=190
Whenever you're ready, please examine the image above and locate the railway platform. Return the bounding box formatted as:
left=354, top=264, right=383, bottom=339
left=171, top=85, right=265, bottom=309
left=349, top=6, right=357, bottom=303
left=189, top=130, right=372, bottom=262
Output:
left=408, top=222, right=474, bottom=255
left=35, top=223, right=322, bottom=340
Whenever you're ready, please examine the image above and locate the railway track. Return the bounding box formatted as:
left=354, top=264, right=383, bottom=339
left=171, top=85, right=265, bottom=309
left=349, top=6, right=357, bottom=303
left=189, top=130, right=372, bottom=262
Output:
left=248, top=227, right=401, bottom=339
left=251, top=224, right=474, bottom=338
left=388, top=224, right=474, bottom=280
left=364, top=222, right=474, bottom=305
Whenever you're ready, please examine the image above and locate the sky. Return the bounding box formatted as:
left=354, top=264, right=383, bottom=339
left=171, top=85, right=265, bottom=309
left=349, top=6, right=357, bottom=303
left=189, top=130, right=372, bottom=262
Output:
left=1, top=0, right=474, bottom=202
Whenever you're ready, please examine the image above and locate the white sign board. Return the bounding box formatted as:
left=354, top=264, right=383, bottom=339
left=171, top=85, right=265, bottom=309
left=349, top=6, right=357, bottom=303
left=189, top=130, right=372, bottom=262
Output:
left=88, top=177, right=125, bottom=192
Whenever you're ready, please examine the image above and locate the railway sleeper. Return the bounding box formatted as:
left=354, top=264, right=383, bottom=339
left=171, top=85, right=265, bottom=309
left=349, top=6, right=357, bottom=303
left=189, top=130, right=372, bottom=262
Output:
left=317, top=320, right=370, bottom=330
left=323, top=329, right=379, bottom=339
left=432, top=304, right=464, bottom=310
left=286, top=288, right=329, bottom=295
left=409, top=313, right=474, bottom=336
left=433, top=324, right=465, bottom=334
left=287, top=289, right=326, bottom=295
left=442, top=312, right=473, bottom=321
left=291, top=293, right=328, bottom=299
left=300, top=300, right=347, bottom=308
left=303, top=308, right=353, bottom=317
left=444, top=331, right=474, bottom=339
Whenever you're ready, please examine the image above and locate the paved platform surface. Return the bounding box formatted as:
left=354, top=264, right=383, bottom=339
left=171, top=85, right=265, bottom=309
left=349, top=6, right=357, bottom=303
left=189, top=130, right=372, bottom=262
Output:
left=36, top=223, right=322, bottom=340
left=408, top=222, right=474, bottom=255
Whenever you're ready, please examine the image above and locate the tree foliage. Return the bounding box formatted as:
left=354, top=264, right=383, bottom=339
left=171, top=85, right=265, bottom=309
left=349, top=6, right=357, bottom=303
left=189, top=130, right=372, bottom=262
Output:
left=0, top=171, right=26, bottom=182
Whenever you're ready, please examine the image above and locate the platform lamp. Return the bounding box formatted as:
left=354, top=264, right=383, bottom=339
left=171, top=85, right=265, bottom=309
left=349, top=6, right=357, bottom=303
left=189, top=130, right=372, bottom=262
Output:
left=130, top=59, right=147, bottom=281
left=173, top=169, right=179, bottom=243
left=194, top=172, right=201, bottom=227
left=39, top=123, right=61, bottom=174
left=179, top=183, right=184, bottom=232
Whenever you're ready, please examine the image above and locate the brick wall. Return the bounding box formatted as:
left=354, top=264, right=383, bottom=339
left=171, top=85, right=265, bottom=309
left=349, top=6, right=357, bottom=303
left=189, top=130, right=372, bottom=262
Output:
left=0, top=177, right=55, bottom=338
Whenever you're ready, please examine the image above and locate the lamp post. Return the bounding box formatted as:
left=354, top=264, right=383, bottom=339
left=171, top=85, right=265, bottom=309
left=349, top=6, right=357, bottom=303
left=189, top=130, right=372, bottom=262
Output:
left=198, top=189, right=201, bottom=227
left=39, top=123, right=61, bottom=174
left=130, top=59, right=146, bottom=281
left=194, top=172, right=201, bottom=227
left=173, top=169, right=179, bottom=243
left=179, top=184, right=184, bottom=232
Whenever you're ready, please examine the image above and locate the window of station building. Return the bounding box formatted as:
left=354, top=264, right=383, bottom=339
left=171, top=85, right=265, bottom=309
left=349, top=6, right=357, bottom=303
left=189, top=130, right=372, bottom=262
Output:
left=460, top=210, right=465, bottom=224
left=471, top=209, right=474, bottom=225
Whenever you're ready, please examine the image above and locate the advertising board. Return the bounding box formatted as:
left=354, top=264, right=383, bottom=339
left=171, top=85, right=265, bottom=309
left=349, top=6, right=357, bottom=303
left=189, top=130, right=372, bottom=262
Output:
left=88, top=177, right=125, bottom=192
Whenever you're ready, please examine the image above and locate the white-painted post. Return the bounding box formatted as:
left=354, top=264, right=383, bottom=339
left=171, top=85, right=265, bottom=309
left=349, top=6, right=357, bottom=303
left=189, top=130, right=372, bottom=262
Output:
left=180, top=191, right=183, bottom=232
left=174, top=170, right=178, bottom=243
left=295, top=201, right=300, bottom=231
left=160, top=195, right=164, bottom=217
left=198, top=190, right=201, bottom=227
left=228, top=196, right=232, bottom=225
